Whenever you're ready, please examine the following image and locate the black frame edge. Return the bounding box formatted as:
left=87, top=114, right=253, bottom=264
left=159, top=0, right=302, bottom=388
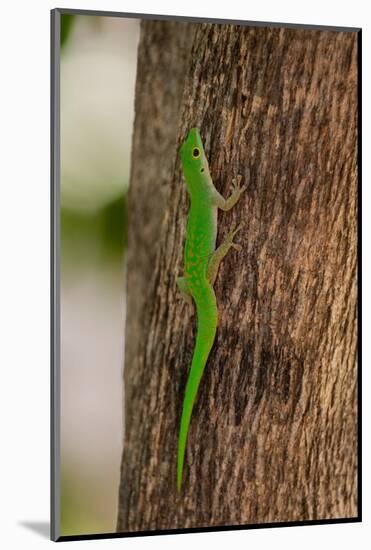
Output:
left=356, top=28, right=362, bottom=523
left=57, top=516, right=361, bottom=542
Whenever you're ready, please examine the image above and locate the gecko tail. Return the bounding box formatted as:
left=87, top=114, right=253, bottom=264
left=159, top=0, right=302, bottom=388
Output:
left=177, top=285, right=217, bottom=492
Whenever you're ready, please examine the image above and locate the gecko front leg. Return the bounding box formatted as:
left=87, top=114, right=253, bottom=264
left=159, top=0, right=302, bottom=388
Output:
left=213, top=175, right=246, bottom=211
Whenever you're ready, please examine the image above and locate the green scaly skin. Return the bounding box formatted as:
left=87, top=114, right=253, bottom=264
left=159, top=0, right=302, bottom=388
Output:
left=177, top=128, right=246, bottom=492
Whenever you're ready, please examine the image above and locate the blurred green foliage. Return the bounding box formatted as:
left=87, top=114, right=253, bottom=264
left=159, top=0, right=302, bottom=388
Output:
left=61, top=193, right=127, bottom=275
left=61, top=14, right=75, bottom=48
left=102, top=194, right=128, bottom=256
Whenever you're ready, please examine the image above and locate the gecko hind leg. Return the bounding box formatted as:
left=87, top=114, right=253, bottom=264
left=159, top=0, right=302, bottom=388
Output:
left=176, top=276, right=193, bottom=306
left=206, top=223, right=244, bottom=287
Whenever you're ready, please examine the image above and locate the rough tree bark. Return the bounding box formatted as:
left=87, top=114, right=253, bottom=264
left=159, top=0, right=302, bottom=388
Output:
left=117, top=21, right=358, bottom=532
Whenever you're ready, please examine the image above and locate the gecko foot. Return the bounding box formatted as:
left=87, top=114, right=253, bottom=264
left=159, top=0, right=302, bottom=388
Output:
left=226, top=222, right=244, bottom=250
left=231, top=175, right=247, bottom=195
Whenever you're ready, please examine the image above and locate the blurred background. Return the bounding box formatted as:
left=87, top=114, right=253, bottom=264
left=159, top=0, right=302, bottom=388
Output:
left=59, top=14, right=140, bottom=535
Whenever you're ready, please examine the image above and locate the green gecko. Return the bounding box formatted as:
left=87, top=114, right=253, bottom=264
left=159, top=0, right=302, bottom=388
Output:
left=177, top=127, right=246, bottom=491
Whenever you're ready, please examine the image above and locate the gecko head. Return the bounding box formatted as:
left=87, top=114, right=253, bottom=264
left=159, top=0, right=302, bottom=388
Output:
left=179, top=128, right=210, bottom=187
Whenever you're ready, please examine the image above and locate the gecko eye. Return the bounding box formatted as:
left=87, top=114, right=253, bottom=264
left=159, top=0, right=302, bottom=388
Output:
left=200, top=168, right=205, bottom=173
left=192, top=147, right=200, bottom=159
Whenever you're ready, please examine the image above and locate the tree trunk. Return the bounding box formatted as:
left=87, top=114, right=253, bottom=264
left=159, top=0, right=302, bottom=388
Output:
left=117, top=21, right=358, bottom=532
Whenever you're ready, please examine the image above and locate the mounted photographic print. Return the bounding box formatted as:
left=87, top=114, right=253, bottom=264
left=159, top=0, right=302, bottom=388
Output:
left=51, top=8, right=361, bottom=542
